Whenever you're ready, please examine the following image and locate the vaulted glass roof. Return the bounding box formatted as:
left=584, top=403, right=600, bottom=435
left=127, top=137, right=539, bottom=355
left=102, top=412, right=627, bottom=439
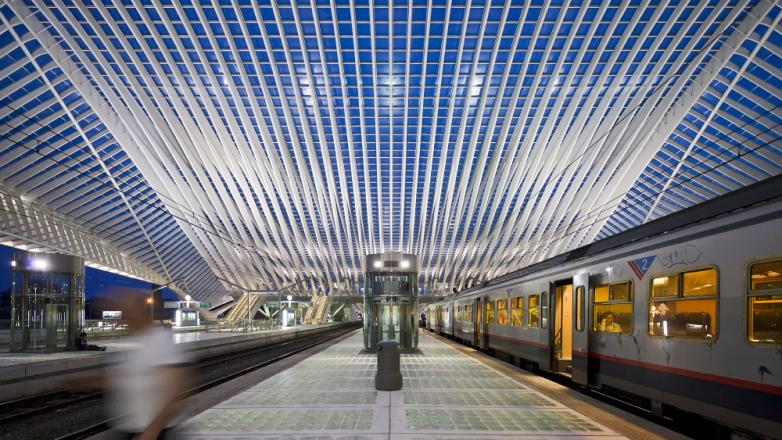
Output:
left=0, top=1, right=780, bottom=302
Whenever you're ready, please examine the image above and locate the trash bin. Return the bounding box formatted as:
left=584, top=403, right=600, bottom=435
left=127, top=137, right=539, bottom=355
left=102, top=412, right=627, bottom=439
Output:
left=375, top=339, right=403, bottom=391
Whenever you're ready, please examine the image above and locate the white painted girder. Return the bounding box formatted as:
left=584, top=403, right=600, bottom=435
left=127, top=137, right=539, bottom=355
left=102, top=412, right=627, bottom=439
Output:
left=1, top=0, right=778, bottom=302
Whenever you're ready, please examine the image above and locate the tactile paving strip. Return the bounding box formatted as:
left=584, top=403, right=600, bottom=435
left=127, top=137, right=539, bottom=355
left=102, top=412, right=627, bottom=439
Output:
left=173, top=332, right=625, bottom=439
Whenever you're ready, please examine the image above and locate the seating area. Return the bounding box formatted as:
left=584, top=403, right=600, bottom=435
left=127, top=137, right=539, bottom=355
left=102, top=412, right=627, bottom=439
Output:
left=650, top=312, right=713, bottom=338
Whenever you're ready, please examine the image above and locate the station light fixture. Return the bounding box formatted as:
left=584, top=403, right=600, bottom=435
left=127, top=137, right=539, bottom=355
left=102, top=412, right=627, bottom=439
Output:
left=184, top=294, right=192, bottom=301
left=10, top=260, right=16, bottom=268
left=400, top=260, right=410, bottom=269
left=373, top=260, right=382, bottom=268
left=32, top=259, right=48, bottom=271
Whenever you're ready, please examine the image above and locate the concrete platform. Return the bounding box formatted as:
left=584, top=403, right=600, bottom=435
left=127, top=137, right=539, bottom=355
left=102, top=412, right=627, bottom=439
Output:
left=172, top=332, right=636, bottom=439
left=0, top=323, right=349, bottom=402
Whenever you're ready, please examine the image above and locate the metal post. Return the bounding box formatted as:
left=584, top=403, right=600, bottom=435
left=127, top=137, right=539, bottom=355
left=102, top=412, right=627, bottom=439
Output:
left=10, top=258, right=16, bottom=349
left=247, top=289, right=251, bottom=331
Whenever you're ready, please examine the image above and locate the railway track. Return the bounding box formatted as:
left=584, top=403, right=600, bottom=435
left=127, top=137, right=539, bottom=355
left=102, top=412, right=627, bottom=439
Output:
left=0, top=323, right=360, bottom=440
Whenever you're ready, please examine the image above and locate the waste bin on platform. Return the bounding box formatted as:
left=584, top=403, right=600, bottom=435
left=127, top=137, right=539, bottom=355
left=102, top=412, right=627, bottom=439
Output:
left=375, top=340, right=402, bottom=391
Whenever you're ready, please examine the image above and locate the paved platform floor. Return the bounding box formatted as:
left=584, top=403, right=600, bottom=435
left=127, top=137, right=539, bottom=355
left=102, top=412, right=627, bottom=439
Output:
left=173, top=332, right=625, bottom=439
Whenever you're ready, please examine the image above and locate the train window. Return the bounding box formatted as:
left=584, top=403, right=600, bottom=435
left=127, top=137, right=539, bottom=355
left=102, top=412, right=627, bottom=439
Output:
left=527, top=295, right=540, bottom=328
left=486, top=301, right=495, bottom=324
left=748, top=259, right=782, bottom=344
left=750, top=260, right=782, bottom=290
left=683, top=269, right=717, bottom=297
left=575, top=286, right=585, bottom=331
left=541, top=292, right=548, bottom=328
left=511, top=297, right=524, bottom=326
left=593, top=281, right=633, bottom=334
left=651, top=275, right=678, bottom=298
left=497, top=299, right=508, bottom=325
left=594, top=284, right=609, bottom=302
left=649, top=268, right=717, bottom=339
left=611, top=282, right=631, bottom=301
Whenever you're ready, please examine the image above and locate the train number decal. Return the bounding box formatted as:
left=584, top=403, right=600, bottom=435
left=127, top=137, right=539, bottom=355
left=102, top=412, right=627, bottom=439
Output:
left=628, top=255, right=655, bottom=279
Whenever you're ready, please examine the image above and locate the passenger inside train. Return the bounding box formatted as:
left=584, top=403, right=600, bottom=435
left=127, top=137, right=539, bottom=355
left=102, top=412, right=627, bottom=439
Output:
left=598, top=312, right=622, bottom=333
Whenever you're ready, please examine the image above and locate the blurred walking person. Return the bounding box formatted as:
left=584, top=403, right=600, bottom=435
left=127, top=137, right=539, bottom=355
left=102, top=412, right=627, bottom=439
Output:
left=106, top=288, right=189, bottom=439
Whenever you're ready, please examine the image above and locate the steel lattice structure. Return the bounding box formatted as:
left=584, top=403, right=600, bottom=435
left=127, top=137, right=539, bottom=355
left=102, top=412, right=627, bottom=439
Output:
left=0, top=0, right=780, bottom=304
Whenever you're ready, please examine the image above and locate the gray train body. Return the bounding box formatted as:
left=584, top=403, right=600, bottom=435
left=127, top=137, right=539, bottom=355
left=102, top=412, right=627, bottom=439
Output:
left=425, top=181, right=782, bottom=438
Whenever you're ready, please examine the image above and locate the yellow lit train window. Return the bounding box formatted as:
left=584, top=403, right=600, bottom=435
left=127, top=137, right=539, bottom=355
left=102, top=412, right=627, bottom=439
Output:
left=649, top=268, right=717, bottom=339
left=527, top=295, right=540, bottom=328
left=575, top=286, right=585, bottom=332
left=594, top=285, right=609, bottom=302
left=486, top=301, right=495, bottom=324
left=683, top=269, right=717, bottom=296
left=511, top=297, right=524, bottom=326
left=748, top=259, right=782, bottom=344
left=593, top=281, right=633, bottom=334
left=611, top=282, right=631, bottom=301
left=750, top=260, right=782, bottom=290
left=497, top=299, right=508, bottom=325
left=651, top=275, right=678, bottom=297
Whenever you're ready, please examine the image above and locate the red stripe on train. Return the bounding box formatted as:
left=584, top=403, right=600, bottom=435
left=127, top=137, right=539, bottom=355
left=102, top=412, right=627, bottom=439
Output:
left=584, top=351, right=782, bottom=396
left=488, top=337, right=782, bottom=396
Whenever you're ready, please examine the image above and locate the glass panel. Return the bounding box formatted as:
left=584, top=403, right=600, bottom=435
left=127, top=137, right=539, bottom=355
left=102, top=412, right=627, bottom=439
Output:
left=594, top=284, right=609, bottom=303
left=683, top=269, right=717, bottom=297
left=651, top=275, right=678, bottom=298
left=575, top=286, right=584, bottom=331
left=610, top=282, right=631, bottom=301
left=594, top=303, right=632, bottom=334
left=749, top=295, right=782, bottom=343
left=511, top=297, right=524, bottom=326
left=497, top=299, right=508, bottom=325
left=486, top=301, right=495, bottom=324
left=649, top=299, right=716, bottom=338
left=750, top=260, right=782, bottom=291
left=540, top=292, right=548, bottom=329
left=527, top=295, right=540, bottom=328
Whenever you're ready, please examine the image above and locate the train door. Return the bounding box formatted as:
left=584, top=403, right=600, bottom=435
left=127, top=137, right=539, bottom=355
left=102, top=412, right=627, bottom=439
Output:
left=435, top=305, right=443, bottom=333
left=473, top=297, right=482, bottom=347
left=571, top=272, right=590, bottom=385
left=551, top=281, right=573, bottom=374
left=480, top=295, right=490, bottom=350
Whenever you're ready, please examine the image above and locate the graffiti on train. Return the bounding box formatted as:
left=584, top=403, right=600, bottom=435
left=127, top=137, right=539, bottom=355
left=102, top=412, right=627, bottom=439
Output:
left=658, top=244, right=702, bottom=269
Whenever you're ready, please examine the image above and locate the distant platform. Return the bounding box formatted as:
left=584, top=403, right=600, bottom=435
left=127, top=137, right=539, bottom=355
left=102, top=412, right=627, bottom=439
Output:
left=0, top=323, right=347, bottom=402
left=173, top=331, right=681, bottom=439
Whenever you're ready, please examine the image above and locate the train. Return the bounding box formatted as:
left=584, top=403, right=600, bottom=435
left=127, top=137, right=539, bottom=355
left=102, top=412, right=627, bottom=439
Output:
left=424, top=175, right=782, bottom=439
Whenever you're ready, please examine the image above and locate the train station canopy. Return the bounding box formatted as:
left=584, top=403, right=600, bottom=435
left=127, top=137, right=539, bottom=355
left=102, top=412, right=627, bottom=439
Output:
left=0, top=1, right=780, bottom=302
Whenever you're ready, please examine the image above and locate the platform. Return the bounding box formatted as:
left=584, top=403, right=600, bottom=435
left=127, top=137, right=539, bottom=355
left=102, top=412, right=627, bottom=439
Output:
left=174, top=332, right=643, bottom=439
left=0, top=323, right=349, bottom=402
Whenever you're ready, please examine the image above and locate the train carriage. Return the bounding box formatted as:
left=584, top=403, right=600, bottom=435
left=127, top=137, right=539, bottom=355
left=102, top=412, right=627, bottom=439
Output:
left=423, top=176, right=782, bottom=438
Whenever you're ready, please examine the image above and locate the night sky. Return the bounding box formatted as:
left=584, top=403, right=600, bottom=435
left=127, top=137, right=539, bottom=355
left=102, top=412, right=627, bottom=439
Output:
left=0, top=244, right=177, bottom=300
